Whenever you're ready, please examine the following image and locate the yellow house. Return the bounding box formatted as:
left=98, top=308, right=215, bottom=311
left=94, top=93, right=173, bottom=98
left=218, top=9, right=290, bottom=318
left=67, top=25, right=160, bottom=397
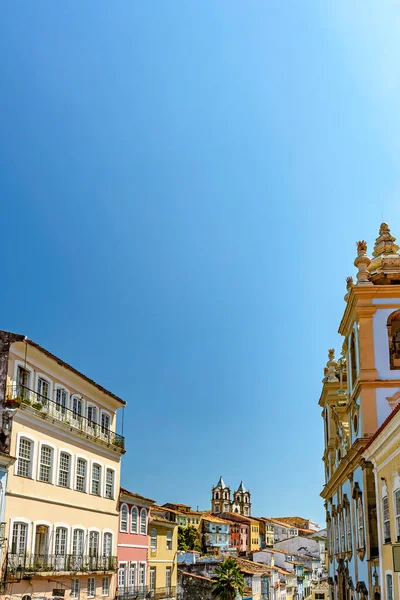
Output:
left=363, top=401, right=400, bottom=600
left=1, top=333, right=125, bottom=600
left=148, top=513, right=178, bottom=597
left=249, top=519, right=260, bottom=552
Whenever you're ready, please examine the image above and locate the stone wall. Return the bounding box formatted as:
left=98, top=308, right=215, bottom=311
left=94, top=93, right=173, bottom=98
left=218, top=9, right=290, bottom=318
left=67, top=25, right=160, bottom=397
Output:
left=178, top=570, right=213, bottom=600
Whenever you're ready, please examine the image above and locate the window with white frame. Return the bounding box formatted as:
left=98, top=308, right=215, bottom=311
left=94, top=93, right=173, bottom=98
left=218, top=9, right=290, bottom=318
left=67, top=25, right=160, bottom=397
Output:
left=55, top=527, right=68, bottom=555
left=38, top=445, right=53, bottom=483
left=383, top=496, right=391, bottom=543
left=17, top=365, right=31, bottom=394
left=118, top=563, right=127, bottom=588
left=72, top=529, right=85, bottom=556
left=88, top=405, right=98, bottom=426
left=120, top=504, right=128, bottom=532
left=138, top=563, right=145, bottom=588
left=37, top=376, right=50, bottom=401
left=72, top=396, right=83, bottom=418
left=140, top=508, right=147, bottom=535
left=395, top=490, right=400, bottom=542
left=166, top=567, right=171, bottom=591
left=357, top=498, right=364, bottom=549
left=71, top=578, right=80, bottom=599
left=17, top=438, right=33, bottom=478
left=386, top=573, right=393, bottom=600
left=131, top=506, right=138, bottom=533
left=103, top=532, right=112, bottom=557
left=105, top=469, right=114, bottom=499
left=91, top=463, right=101, bottom=495
left=129, top=563, right=137, bottom=587
left=76, top=458, right=87, bottom=492
left=150, top=528, right=157, bottom=551
left=149, top=567, right=156, bottom=591
left=102, top=576, right=110, bottom=597
left=89, top=531, right=99, bottom=558
left=88, top=577, right=95, bottom=598
left=55, top=387, right=68, bottom=413
left=58, top=452, right=71, bottom=487
left=101, top=412, right=110, bottom=434
left=166, top=530, right=172, bottom=550
left=11, top=522, right=28, bottom=553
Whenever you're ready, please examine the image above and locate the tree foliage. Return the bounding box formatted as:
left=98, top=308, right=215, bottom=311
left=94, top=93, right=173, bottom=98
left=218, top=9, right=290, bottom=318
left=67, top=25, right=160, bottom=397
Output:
left=212, top=558, right=245, bottom=600
left=178, top=525, right=202, bottom=552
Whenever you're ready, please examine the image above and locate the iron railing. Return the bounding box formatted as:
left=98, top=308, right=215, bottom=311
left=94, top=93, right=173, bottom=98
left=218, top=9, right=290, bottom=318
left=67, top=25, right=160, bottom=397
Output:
left=118, top=587, right=176, bottom=600
left=7, top=553, right=117, bottom=575
left=6, top=385, right=124, bottom=451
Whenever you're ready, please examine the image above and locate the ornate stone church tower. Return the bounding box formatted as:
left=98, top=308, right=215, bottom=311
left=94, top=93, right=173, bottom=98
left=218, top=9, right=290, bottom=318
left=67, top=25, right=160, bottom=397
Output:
left=211, top=476, right=231, bottom=514
left=232, top=481, right=251, bottom=516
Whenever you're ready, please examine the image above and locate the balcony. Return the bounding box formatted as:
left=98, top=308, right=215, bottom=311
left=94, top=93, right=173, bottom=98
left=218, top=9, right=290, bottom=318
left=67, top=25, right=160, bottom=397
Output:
left=6, top=553, right=117, bottom=577
left=6, top=385, right=125, bottom=452
left=118, top=587, right=176, bottom=600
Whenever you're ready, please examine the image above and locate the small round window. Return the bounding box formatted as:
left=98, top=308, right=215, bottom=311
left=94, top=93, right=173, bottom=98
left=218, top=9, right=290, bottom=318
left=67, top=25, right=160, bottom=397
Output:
left=353, top=413, right=358, bottom=435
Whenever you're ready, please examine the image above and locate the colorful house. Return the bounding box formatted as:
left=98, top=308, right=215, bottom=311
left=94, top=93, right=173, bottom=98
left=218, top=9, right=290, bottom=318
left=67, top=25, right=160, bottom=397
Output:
left=201, top=515, right=230, bottom=553
left=1, top=331, right=125, bottom=599
left=117, top=488, right=155, bottom=598
left=148, top=509, right=178, bottom=598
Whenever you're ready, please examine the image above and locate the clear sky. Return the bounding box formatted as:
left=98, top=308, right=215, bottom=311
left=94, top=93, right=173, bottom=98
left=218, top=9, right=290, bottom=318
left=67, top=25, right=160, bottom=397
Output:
left=1, top=1, right=400, bottom=525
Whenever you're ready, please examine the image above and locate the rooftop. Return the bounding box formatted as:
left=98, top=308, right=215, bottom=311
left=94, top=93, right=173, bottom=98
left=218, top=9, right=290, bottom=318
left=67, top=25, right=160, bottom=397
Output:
left=120, top=487, right=155, bottom=504
left=4, top=330, right=126, bottom=405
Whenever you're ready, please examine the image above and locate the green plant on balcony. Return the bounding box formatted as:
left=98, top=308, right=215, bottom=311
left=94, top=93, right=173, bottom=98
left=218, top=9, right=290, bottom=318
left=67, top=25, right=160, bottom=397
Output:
left=32, top=402, right=43, bottom=411
left=21, top=396, right=32, bottom=406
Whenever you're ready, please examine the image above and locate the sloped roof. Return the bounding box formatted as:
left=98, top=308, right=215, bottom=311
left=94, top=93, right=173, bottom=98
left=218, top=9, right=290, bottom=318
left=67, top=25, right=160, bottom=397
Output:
left=233, top=557, right=270, bottom=575
left=237, top=481, right=247, bottom=493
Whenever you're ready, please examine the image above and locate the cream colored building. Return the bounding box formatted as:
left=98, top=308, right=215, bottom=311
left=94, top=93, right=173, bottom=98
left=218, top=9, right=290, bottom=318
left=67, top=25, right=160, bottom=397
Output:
left=1, top=333, right=125, bottom=600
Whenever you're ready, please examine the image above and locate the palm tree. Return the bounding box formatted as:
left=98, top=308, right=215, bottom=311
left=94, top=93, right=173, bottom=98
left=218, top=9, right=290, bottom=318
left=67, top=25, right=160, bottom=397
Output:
left=212, top=558, right=245, bottom=600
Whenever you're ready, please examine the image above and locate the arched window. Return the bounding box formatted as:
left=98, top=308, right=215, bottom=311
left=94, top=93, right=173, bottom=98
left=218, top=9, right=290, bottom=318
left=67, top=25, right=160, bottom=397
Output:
left=215, top=491, right=220, bottom=500
left=120, top=504, right=128, bottom=532
left=103, top=532, right=113, bottom=557
left=349, top=333, right=357, bottom=388
left=140, top=508, right=147, bottom=535
left=387, top=310, right=400, bottom=370
left=131, top=506, right=138, bottom=533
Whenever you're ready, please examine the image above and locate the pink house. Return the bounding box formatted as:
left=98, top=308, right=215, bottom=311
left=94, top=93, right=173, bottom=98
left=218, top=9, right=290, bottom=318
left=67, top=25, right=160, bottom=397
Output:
left=117, top=487, right=155, bottom=596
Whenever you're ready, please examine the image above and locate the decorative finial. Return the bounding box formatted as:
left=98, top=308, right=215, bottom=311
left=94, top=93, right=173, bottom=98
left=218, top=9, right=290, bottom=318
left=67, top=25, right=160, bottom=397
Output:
left=354, top=241, right=372, bottom=285
left=372, top=222, right=399, bottom=258
left=326, top=349, right=338, bottom=382
left=344, top=276, right=354, bottom=301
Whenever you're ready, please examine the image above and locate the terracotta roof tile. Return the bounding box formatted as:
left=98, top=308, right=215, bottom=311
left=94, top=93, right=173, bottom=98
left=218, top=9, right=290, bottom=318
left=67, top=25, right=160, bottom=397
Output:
left=120, top=487, right=155, bottom=504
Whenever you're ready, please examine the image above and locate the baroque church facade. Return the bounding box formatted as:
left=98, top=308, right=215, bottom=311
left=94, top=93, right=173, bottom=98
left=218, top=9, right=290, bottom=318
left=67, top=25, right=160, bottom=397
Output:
left=211, top=476, right=251, bottom=516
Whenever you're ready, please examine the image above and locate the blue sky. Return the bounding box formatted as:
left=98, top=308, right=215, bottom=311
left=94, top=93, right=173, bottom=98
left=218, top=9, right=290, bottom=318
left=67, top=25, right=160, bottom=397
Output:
left=1, top=1, right=400, bottom=525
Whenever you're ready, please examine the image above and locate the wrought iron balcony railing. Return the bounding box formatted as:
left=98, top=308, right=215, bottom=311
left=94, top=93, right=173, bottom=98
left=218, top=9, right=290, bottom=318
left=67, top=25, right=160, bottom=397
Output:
left=118, top=587, right=176, bottom=600
left=6, top=385, right=124, bottom=451
left=7, top=553, right=117, bottom=576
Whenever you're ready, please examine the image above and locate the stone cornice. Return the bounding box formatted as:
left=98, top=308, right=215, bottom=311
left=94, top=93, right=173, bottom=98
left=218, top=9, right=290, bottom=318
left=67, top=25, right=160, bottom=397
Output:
left=338, top=285, right=400, bottom=336
left=320, top=438, right=369, bottom=499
